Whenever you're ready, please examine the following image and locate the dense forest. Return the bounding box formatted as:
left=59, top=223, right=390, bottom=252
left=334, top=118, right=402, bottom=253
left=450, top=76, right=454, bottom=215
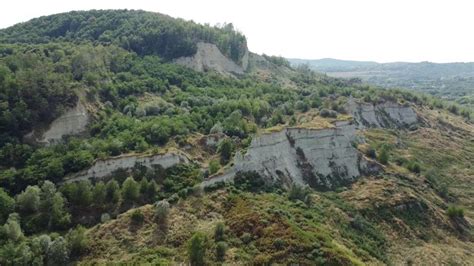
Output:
left=0, top=10, right=473, bottom=265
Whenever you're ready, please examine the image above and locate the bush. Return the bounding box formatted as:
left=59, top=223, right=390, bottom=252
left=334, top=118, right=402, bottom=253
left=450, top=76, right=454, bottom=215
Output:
left=209, top=160, right=220, bottom=175
left=100, top=213, right=111, bottom=223
left=188, top=232, right=207, bottom=266
left=240, top=232, right=252, bottom=244
left=320, top=108, right=337, bottom=118
left=366, top=146, right=377, bottom=159
left=130, top=209, right=145, bottom=225
left=105, top=180, right=121, bottom=204
left=215, top=241, right=227, bottom=261
left=214, top=222, right=225, bottom=241
left=218, top=139, right=234, bottom=165
left=447, top=206, right=464, bottom=219
left=273, top=238, right=286, bottom=250
left=378, top=147, right=389, bottom=165
left=288, top=184, right=311, bottom=203
left=155, top=200, right=170, bottom=230
left=407, top=162, right=421, bottom=173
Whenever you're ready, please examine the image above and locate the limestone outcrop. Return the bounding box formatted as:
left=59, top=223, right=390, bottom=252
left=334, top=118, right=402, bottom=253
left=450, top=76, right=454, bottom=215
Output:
left=204, top=122, right=380, bottom=190
left=174, top=42, right=248, bottom=75
left=25, top=101, right=90, bottom=145
left=64, top=151, right=190, bottom=183
left=345, top=98, right=418, bottom=129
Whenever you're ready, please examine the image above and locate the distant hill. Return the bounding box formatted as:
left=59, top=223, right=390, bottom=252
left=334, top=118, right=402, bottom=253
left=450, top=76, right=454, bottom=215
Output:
left=289, top=58, right=474, bottom=107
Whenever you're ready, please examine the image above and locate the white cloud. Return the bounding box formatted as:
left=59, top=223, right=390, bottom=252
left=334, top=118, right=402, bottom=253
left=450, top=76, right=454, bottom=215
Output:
left=1, top=0, right=473, bottom=62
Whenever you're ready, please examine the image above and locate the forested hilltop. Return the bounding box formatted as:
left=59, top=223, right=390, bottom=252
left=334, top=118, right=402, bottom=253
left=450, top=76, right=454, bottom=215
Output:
left=0, top=10, right=473, bottom=265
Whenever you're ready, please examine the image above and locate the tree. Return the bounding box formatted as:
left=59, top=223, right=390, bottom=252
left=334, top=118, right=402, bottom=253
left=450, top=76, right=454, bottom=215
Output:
left=188, top=232, right=207, bottom=266
left=16, top=185, right=40, bottom=214
left=121, top=177, right=139, bottom=203
left=139, top=178, right=149, bottom=200
left=0, top=188, right=15, bottom=223
left=92, top=181, right=106, bottom=206
left=47, top=236, right=69, bottom=266
left=105, top=180, right=121, bottom=204
left=3, top=213, right=23, bottom=242
left=76, top=180, right=93, bottom=207
left=66, top=225, right=88, bottom=258
left=40, top=181, right=70, bottom=230
left=218, top=139, right=234, bottom=165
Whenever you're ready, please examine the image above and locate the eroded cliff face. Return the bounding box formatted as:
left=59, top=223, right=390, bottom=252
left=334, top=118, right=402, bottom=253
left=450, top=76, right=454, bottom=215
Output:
left=25, top=101, right=90, bottom=145
left=345, top=98, right=418, bottom=129
left=65, top=151, right=190, bottom=183
left=206, top=122, right=380, bottom=190
left=174, top=42, right=248, bottom=75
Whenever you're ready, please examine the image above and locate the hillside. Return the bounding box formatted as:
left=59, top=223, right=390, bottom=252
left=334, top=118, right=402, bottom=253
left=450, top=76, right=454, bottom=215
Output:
left=289, top=58, right=474, bottom=108
left=0, top=10, right=473, bottom=265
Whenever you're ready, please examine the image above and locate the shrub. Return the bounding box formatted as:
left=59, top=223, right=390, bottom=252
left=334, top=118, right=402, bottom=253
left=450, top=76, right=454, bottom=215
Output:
left=378, top=147, right=389, bottom=165
left=240, top=232, right=252, bottom=244
left=320, top=108, right=337, bottom=118
left=105, top=180, right=121, bottom=204
left=273, top=238, right=286, bottom=250
left=407, top=162, right=421, bottom=173
left=215, top=241, right=227, bottom=261
left=209, top=160, right=220, bottom=175
left=155, top=200, right=170, bottom=230
left=100, top=213, right=111, bottom=223
left=447, top=206, right=464, bottom=219
left=130, top=209, right=145, bottom=225
left=288, top=184, right=311, bottom=203
left=214, top=222, right=225, bottom=241
left=188, top=232, right=207, bottom=266
left=218, top=139, right=234, bottom=165
left=366, top=146, right=377, bottom=159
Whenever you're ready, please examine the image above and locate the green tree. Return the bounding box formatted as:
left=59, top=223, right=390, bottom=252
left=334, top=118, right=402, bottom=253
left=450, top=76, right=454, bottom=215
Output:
left=47, top=236, right=69, bottom=266
left=66, top=225, right=88, bottom=258
left=76, top=180, right=93, bottom=207
left=40, top=181, right=70, bottom=230
left=188, top=232, right=207, bottom=266
left=92, top=181, right=106, bottom=206
left=218, top=139, right=234, bottom=165
left=155, top=200, right=170, bottom=231
left=16, top=185, right=40, bottom=214
left=0, top=188, right=15, bottom=223
left=121, top=177, right=139, bottom=203
left=3, top=213, right=23, bottom=242
left=105, top=180, right=121, bottom=204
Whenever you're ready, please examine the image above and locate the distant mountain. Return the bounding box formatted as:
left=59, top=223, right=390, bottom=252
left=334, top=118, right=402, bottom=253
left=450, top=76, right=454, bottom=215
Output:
left=289, top=58, right=474, bottom=107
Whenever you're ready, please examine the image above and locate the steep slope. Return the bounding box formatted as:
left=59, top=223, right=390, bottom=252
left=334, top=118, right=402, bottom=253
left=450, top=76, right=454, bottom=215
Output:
left=0, top=10, right=472, bottom=266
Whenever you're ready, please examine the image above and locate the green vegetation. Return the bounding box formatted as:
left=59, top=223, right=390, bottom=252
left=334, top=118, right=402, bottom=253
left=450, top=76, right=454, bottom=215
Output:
left=0, top=9, right=472, bottom=266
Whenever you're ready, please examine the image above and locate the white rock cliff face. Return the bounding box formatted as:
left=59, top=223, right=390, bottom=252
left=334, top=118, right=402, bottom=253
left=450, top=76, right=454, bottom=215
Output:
left=204, top=122, right=380, bottom=190
left=25, top=101, right=90, bottom=145
left=65, top=152, right=189, bottom=183
left=345, top=98, right=418, bottom=129
left=174, top=42, right=247, bottom=75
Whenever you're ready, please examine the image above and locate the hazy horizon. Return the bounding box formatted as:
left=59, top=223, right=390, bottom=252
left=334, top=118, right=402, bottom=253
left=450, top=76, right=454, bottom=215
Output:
left=2, top=0, right=474, bottom=63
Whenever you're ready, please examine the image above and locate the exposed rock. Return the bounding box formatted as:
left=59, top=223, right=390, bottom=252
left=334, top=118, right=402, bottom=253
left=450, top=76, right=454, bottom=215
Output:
left=25, top=101, right=90, bottom=145
left=345, top=98, right=418, bottom=129
left=174, top=42, right=246, bottom=75
left=64, top=151, right=190, bottom=183
left=203, top=122, right=380, bottom=190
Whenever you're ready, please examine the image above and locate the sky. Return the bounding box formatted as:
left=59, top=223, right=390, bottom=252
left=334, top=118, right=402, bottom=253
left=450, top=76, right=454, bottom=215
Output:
left=1, top=0, right=473, bottom=63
